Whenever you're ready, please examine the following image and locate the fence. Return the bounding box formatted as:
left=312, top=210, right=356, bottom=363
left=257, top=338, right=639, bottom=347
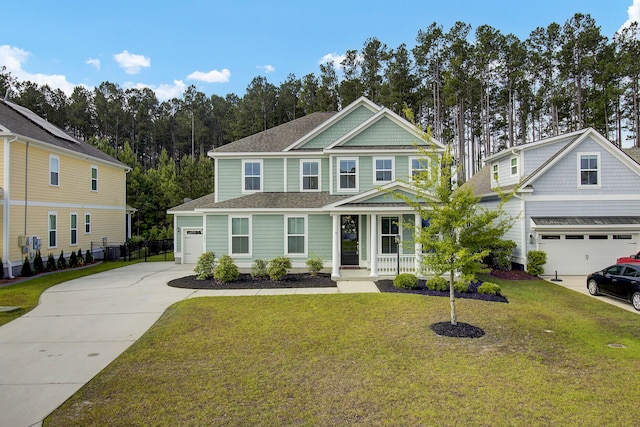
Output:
left=92, top=239, right=174, bottom=262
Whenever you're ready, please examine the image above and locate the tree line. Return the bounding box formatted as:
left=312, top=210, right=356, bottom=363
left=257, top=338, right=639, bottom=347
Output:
left=2, top=12, right=639, bottom=237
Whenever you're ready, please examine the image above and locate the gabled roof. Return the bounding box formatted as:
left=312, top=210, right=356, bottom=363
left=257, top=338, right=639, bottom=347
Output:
left=0, top=100, right=128, bottom=169
left=167, top=193, right=218, bottom=213
left=194, top=192, right=350, bottom=211
left=623, top=147, right=640, bottom=165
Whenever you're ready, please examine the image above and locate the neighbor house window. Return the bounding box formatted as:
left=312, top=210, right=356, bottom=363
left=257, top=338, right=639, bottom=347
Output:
left=510, top=157, right=518, bottom=176
left=50, top=155, right=59, bottom=186
left=285, top=215, right=307, bottom=255
left=301, top=160, right=320, bottom=191
left=230, top=216, right=251, bottom=255
left=242, top=160, right=262, bottom=192
left=492, top=164, right=499, bottom=181
left=338, top=158, right=358, bottom=190
left=410, top=157, right=429, bottom=181
left=91, top=166, right=98, bottom=191
left=48, top=212, right=57, bottom=248
left=380, top=216, right=399, bottom=254
left=84, top=213, right=91, bottom=234
left=579, top=153, right=600, bottom=187
left=374, top=157, right=394, bottom=183
left=70, top=213, right=78, bottom=245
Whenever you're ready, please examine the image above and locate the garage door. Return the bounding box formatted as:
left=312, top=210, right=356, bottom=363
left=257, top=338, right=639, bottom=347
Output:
left=183, top=229, right=204, bottom=264
left=538, top=233, right=638, bottom=275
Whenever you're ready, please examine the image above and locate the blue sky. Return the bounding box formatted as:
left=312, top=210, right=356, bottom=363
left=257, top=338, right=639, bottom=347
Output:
left=1, top=0, right=639, bottom=101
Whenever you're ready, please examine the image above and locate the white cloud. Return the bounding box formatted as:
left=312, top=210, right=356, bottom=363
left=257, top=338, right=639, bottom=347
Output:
left=113, top=50, right=150, bottom=75
left=187, top=68, right=230, bottom=83
left=319, top=52, right=347, bottom=70
left=0, top=44, right=77, bottom=95
left=153, top=80, right=187, bottom=101
left=620, top=0, right=640, bottom=32
left=256, top=64, right=275, bottom=73
left=86, top=58, right=101, bottom=70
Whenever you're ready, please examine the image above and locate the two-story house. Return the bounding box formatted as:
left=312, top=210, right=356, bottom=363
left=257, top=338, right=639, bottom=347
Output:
left=0, top=99, right=130, bottom=277
left=169, top=97, right=445, bottom=278
left=465, top=128, right=640, bottom=276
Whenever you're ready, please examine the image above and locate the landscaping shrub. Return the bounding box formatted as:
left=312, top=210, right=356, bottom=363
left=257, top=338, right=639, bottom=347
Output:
left=21, top=256, right=33, bottom=277
left=453, top=280, right=469, bottom=293
left=426, top=276, right=448, bottom=292
left=214, top=255, right=240, bottom=283
left=0, top=257, right=3, bottom=279
left=77, top=249, right=85, bottom=266
left=57, top=251, right=67, bottom=270
left=490, top=240, right=517, bottom=270
left=527, top=250, right=547, bottom=276
left=394, top=273, right=419, bottom=289
left=85, top=249, right=94, bottom=264
left=69, top=251, right=78, bottom=268
left=306, top=254, right=324, bottom=276
left=194, top=251, right=216, bottom=280
left=46, top=253, right=57, bottom=271
left=478, top=282, right=502, bottom=296
left=251, top=259, right=268, bottom=279
left=33, top=251, right=44, bottom=274
left=268, top=256, right=292, bottom=281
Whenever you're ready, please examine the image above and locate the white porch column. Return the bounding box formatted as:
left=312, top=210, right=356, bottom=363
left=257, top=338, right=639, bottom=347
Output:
left=331, top=214, right=340, bottom=278
left=414, top=214, right=422, bottom=274
left=370, top=213, right=378, bottom=277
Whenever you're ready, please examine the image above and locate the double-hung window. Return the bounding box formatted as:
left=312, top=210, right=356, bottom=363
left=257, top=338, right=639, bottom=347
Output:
left=70, top=213, right=78, bottom=245
left=50, top=155, right=59, bottom=186
left=243, top=160, right=262, bottom=192
left=579, top=153, right=599, bottom=187
left=338, top=158, right=358, bottom=190
left=91, top=166, right=98, bottom=191
left=48, top=212, right=57, bottom=248
left=492, top=164, right=499, bottom=182
left=301, top=160, right=320, bottom=191
left=381, top=216, right=399, bottom=254
left=374, top=157, right=394, bottom=183
left=286, top=215, right=307, bottom=255
left=410, top=157, right=429, bottom=181
left=510, top=157, right=518, bottom=176
left=230, top=216, right=251, bottom=256
left=84, top=213, right=91, bottom=234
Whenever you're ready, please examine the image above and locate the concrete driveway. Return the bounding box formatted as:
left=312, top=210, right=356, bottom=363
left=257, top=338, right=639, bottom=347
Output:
left=543, top=275, right=640, bottom=314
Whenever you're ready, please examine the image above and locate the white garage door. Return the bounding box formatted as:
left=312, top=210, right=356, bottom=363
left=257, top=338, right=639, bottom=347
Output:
left=538, top=233, right=638, bottom=275
left=183, top=229, right=204, bottom=264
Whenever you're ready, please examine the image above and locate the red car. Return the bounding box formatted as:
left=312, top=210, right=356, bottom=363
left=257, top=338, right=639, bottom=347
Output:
left=617, top=251, right=640, bottom=264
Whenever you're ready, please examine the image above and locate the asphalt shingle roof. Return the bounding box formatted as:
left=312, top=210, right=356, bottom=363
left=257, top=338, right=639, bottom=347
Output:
left=198, top=192, right=350, bottom=210
left=167, top=193, right=218, bottom=212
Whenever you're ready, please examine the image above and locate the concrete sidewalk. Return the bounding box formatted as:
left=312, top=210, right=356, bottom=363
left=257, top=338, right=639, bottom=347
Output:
left=0, top=262, right=378, bottom=427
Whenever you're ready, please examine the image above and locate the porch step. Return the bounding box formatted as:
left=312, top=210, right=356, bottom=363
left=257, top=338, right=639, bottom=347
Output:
left=336, top=280, right=379, bottom=293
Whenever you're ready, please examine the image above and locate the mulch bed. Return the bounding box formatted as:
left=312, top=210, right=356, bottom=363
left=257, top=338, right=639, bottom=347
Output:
left=489, top=269, right=541, bottom=280
left=374, top=279, right=509, bottom=303
left=168, top=273, right=337, bottom=289
left=430, top=322, right=486, bottom=338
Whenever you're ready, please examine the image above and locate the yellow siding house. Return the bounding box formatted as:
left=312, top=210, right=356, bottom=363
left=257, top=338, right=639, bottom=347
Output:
left=0, top=100, right=129, bottom=277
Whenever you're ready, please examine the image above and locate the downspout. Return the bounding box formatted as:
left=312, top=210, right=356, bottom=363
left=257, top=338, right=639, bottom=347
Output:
left=24, top=141, right=28, bottom=236
left=3, top=135, right=17, bottom=278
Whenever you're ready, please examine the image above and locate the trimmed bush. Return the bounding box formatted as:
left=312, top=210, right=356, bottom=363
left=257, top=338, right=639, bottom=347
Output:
left=478, top=282, right=502, bottom=296
left=33, top=251, right=44, bottom=274
left=251, top=259, right=268, bottom=279
left=46, top=253, right=57, bottom=271
left=306, top=254, right=324, bottom=276
left=426, top=276, right=449, bottom=292
left=394, top=273, right=419, bottom=289
left=21, top=256, right=33, bottom=277
left=77, top=249, right=85, bottom=266
left=85, top=249, right=94, bottom=264
left=453, top=280, right=469, bottom=293
left=527, top=250, right=547, bottom=276
left=194, top=251, right=216, bottom=280
left=0, top=257, right=3, bottom=280
left=267, top=256, right=292, bottom=281
left=57, top=251, right=67, bottom=270
left=214, top=255, right=240, bottom=283
left=69, top=251, right=78, bottom=268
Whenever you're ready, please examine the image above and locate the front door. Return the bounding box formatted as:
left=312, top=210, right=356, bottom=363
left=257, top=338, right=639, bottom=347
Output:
left=341, top=215, right=359, bottom=266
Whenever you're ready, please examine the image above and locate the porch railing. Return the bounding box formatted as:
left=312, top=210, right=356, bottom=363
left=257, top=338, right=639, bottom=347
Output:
left=377, top=254, right=416, bottom=275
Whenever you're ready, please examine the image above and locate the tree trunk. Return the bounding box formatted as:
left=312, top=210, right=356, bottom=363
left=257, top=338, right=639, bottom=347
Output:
left=449, top=269, right=457, bottom=325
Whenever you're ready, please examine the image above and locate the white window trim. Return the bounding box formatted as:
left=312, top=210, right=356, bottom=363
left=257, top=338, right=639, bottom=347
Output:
left=409, top=156, right=429, bottom=182
left=49, top=155, right=60, bottom=187
left=90, top=165, right=98, bottom=192
left=84, top=212, right=92, bottom=234
left=373, top=157, right=395, bottom=183
left=492, top=163, right=499, bottom=182
left=337, top=157, right=359, bottom=192
left=48, top=211, right=58, bottom=249
left=300, top=159, right=321, bottom=192
left=510, top=157, right=518, bottom=177
left=229, top=216, right=252, bottom=257
left=577, top=152, right=601, bottom=189
left=70, top=212, right=78, bottom=246
left=284, top=215, right=308, bottom=256
left=379, top=215, right=401, bottom=254
left=242, top=159, right=263, bottom=193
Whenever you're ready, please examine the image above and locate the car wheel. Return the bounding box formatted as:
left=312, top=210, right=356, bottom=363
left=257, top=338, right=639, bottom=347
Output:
left=632, top=292, right=640, bottom=311
left=588, top=279, right=600, bottom=296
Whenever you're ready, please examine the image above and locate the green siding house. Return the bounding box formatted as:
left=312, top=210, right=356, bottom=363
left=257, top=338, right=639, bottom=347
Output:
left=168, top=97, right=445, bottom=278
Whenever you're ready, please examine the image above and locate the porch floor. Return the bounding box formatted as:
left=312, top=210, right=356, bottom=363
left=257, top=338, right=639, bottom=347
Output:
left=335, top=268, right=381, bottom=293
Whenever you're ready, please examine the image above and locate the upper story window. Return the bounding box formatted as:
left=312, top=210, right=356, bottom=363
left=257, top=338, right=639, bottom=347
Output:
left=243, top=160, right=262, bottom=192
left=91, top=166, right=98, bottom=191
left=492, top=164, right=499, bottom=182
left=410, top=157, right=429, bottom=181
left=338, top=158, right=358, bottom=191
left=374, top=157, right=394, bottom=183
left=301, top=160, right=320, bottom=191
left=510, top=157, right=518, bottom=176
left=579, top=153, right=600, bottom=187
left=50, top=155, right=60, bottom=186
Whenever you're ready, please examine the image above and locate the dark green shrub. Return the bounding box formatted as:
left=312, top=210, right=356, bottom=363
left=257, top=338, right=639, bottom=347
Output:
left=268, top=256, right=292, bottom=281
left=478, top=282, right=502, bottom=296
left=69, top=251, right=78, bottom=268
left=214, top=255, right=240, bottom=283
left=527, top=250, right=547, bottom=276
left=57, top=251, right=67, bottom=270
left=21, top=256, right=33, bottom=277
left=453, top=280, right=469, bottom=293
left=394, top=273, right=419, bottom=289
left=194, top=251, right=216, bottom=280
left=0, top=257, right=4, bottom=279
left=77, top=249, right=85, bottom=266
left=33, top=251, right=44, bottom=274
left=46, top=253, right=57, bottom=271
left=306, top=254, right=324, bottom=276
left=251, top=259, right=268, bottom=279
left=85, top=249, right=94, bottom=264
left=426, top=276, right=448, bottom=292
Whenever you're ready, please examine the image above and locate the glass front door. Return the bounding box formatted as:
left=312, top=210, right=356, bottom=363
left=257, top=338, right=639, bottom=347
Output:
left=341, top=215, right=359, bottom=265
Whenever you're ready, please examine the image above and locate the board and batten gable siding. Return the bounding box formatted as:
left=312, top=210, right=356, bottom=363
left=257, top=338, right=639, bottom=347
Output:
left=296, top=105, right=375, bottom=150
left=341, top=116, right=421, bottom=147
left=530, top=138, right=640, bottom=196
left=176, top=216, right=203, bottom=252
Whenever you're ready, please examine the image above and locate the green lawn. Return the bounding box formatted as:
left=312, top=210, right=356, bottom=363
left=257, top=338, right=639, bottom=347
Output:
left=45, top=275, right=640, bottom=426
